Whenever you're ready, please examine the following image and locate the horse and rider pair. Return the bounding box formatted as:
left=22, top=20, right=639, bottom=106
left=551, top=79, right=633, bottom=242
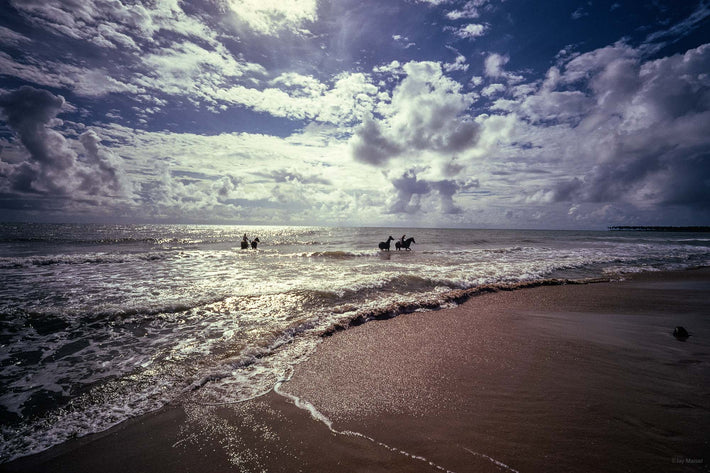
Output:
left=241, top=234, right=260, bottom=249
left=379, top=235, right=415, bottom=251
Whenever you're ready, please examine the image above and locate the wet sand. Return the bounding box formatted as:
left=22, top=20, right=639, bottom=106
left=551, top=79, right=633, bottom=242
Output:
left=3, top=269, right=709, bottom=472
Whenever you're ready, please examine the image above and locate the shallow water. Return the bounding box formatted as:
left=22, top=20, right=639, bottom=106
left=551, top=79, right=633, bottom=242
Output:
left=1, top=224, right=709, bottom=462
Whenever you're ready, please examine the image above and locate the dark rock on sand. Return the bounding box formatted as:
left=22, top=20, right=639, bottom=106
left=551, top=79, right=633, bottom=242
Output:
left=673, top=326, right=690, bottom=340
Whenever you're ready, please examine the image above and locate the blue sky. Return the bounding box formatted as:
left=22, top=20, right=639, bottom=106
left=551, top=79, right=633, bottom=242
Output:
left=0, top=0, right=708, bottom=228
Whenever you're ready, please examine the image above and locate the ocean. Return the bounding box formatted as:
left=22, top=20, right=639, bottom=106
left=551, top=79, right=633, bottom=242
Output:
left=1, top=223, right=709, bottom=462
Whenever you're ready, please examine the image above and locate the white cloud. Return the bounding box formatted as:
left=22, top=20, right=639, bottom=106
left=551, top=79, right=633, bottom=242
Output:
left=643, top=1, right=710, bottom=52
left=446, top=1, right=483, bottom=20
left=3, top=0, right=267, bottom=104
left=454, top=23, right=487, bottom=39
left=82, top=123, right=388, bottom=223
left=93, top=23, right=139, bottom=50
left=224, top=0, right=318, bottom=36
left=0, top=87, right=136, bottom=204
left=483, top=52, right=524, bottom=83
left=0, top=52, right=144, bottom=98
left=350, top=60, right=479, bottom=166
left=269, top=72, right=327, bottom=97
left=484, top=53, right=508, bottom=77
left=480, top=42, right=710, bottom=215
left=444, top=54, right=469, bottom=72
left=136, top=41, right=267, bottom=105
left=71, top=68, right=144, bottom=97
left=392, top=34, right=416, bottom=49
left=470, top=76, right=484, bottom=86
left=213, top=72, right=379, bottom=125
left=571, top=6, right=588, bottom=20
left=9, top=0, right=212, bottom=47
left=2, top=0, right=708, bottom=227
left=0, top=26, right=32, bottom=45
left=415, top=0, right=452, bottom=5
left=481, top=83, right=506, bottom=97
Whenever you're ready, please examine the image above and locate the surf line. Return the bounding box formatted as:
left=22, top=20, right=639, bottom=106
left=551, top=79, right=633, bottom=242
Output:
left=273, top=368, right=455, bottom=473
left=461, top=447, right=520, bottom=473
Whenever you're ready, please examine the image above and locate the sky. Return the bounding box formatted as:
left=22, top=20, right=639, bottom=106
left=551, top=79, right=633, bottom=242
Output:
left=0, top=0, right=709, bottom=229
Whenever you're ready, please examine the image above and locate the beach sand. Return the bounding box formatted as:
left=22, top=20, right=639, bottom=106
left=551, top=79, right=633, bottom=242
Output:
left=2, top=269, right=709, bottom=472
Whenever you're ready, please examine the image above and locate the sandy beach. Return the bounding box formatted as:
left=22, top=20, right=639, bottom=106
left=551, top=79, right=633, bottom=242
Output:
left=2, top=268, right=709, bottom=473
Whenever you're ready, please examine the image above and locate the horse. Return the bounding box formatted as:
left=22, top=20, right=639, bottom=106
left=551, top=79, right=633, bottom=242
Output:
left=250, top=237, right=260, bottom=249
left=378, top=236, right=394, bottom=251
left=240, top=240, right=249, bottom=250
left=395, top=237, right=415, bottom=251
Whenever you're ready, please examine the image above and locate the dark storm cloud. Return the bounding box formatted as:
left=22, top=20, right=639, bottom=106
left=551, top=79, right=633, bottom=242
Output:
left=0, top=86, right=77, bottom=194
left=522, top=43, right=710, bottom=211
left=388, top=170, right=431, bottom=213
left=351, top=112, right=480, bottom=166
left=349, top=116, right=403, bottom=166
left=0, top=86, right=134, bottom=204
left=430, top=179, right=463, bottom=214
left=388, top=169, right=476, bottom=214
left=78, top=129, right=134, bottom=198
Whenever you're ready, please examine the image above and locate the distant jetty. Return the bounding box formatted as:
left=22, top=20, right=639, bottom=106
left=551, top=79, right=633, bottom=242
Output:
left=608, top=226, right=710, bottom=232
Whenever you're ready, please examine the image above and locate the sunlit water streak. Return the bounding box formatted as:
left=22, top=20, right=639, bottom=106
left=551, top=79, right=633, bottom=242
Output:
left=1, top=223, right=709, bottom=462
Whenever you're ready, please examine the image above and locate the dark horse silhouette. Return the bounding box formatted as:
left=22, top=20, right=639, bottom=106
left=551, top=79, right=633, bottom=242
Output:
left=241, top=240, right=249, bottom=249
left=250, top=237, right=260, bottom=249
left=395, top=237, right=415, bottom=251
left=378, top=236, right=394, bottom=251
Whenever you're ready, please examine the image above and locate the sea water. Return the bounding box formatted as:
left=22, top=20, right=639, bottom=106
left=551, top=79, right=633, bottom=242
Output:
left=1, top=224, right=709, bottom=462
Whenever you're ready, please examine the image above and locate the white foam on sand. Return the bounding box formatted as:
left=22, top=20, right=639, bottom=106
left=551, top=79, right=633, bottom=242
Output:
left=462, top=447, right=521, bottom=473
left=273, top=367, right=523, bottom=473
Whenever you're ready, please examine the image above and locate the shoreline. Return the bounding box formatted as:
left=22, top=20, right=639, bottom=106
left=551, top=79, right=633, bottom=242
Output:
left=2, top=268, right=709, bottom=472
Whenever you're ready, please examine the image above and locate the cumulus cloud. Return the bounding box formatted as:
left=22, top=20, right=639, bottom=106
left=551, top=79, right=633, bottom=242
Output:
left=0, top=26, right=32, bottom=46
left=349, top=115, right=403, bottom=166
left=2, top=0, right=267, bottom=107
left=140, top=40, right=267, bottom=104
left=0, top=86, right=134, bottom=204
left=80, top=124, right=385, bottom=224
left=269, top=72, right=326, bottom=97
left=9, top=0, right=208, bottom=47
left=414, top=0, right=452, bottom=5
left=0, top=86, right=78, bottom=194
left=0, top=53, right=143, bottom=98
left=484, top=53, right=508, bottom=77
left=223, top=0, right=318, bottom=36
left=386, top=169, right=475, bottom=214
left=254, top=169, right=331, bottom=186
left=350, top=60, right=479, bottom=165
left=78, top=129, right=135, bottom=198
left=388, top=170, right=431, bottom=214
left=446, top=0, right=484, bottom=20
left=481, top=83, right=506, bottom=97
left=430, top=179, right=463, bottom=214
left=1, top=0, right=707, bottom=227
left=453, top=23, right=487, bottom=39
left=505, top=43, right=710, bottom=210
left=444, top=54, right=469, bottom=72
left=482, top=52, right=523, bottom=83
left=214, top=72, right=379, bottom=125
left=139, top=165, right=249, bottom=220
